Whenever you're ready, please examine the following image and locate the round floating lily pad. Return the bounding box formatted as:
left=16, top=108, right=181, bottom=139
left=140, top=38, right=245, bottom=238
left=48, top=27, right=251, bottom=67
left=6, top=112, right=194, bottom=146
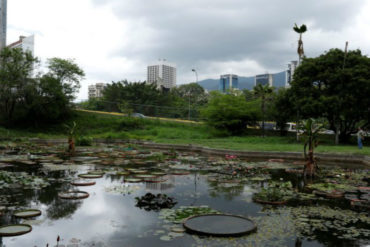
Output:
left=71, top=180, right=96, bottom=186
left=78, top=173, right=103, bottom=179
left=152, top=172, right=167, bottom=176
left=130, top=169, right=148, bottom=174
left=13, top=209, right=41, bottom=218
left=58, top=191, right=89, bottom=200
left=253, top=198, right=287, bottom=205
left=116, top=171, right=130, bottom=176
left=0, top=224, right=32, bottom=237
left=124, top=178, right=142, bottom=183
left=134, top=174, right=157, bottom=179
left=88, top=171, right=105, bottom=175
left=183, top=214, right=256, bottom=237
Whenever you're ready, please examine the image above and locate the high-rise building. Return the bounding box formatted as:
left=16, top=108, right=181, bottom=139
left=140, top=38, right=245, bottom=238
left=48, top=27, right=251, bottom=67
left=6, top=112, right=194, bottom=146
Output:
left=219, top=74, right=238, bottom=93
left=255, top=74, right=273, bottom=87
left=0, top=0, right=6, bottom=50
left=8, top=35, right=35, bottom=56
left=286, top=60, right=298, bottom=87
left=147, top=60, right=176, bottom=89
left=88, top=83, right=106, bottom=99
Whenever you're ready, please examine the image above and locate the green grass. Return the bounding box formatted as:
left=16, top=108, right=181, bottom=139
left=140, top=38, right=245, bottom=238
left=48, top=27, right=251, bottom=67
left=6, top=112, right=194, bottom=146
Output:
left=1, top=111, right=369, bottom=156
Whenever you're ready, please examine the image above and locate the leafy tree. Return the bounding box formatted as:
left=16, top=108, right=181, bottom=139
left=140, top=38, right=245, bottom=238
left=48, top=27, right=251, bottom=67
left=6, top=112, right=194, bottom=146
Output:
left=0, top=48, right=38, bottom=123
left=103, top=80, right=177, bottom=117
left=0, top=48, right=85, bottom=125
left=269, top=88, right=296, bottom=136
left=201, top=91, right=260, bottom=135
left=290, top=48, right=370, bottom=143
left=253, top=84, right=273, bottom=137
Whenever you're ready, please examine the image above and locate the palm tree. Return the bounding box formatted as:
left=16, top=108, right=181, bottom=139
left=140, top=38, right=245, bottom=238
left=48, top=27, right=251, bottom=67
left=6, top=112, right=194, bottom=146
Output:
left=253, top=84, right=273, bottom=137
left=299, top=118, right=325, bottom=177
left=293, top=23, right=307, bottom=63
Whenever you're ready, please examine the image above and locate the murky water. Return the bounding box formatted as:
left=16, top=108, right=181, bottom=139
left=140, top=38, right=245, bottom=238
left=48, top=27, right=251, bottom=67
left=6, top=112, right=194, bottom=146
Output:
left=0, top=146, right=369, bottom=247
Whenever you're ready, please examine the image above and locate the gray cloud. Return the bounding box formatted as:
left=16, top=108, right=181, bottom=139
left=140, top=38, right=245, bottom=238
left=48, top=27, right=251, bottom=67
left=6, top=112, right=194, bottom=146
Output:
left=92, top=0, right=366, bottom=82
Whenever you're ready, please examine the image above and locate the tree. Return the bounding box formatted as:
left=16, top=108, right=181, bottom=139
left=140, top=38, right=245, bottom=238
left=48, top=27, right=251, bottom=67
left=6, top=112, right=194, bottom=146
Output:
left=0, top=49, right=85, bottom=125
left=45, top=58, right=84, bottom=102
left=201, top=91, right=260, bottom=135
left=103, top=81, right=176, bottom=116
left=269, top=88, right=295, bottom=136
left=293, top=23, right=307, bottom=63
left=290, top=49, right=370, bottom=143
left=253, top=84, right=273, bottom=137
left=0, top=48, right=38, bottom=124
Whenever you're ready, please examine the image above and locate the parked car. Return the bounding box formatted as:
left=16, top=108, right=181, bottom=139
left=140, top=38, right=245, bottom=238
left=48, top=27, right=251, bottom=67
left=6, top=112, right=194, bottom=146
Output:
left=131, top=113, right=146, bottom=118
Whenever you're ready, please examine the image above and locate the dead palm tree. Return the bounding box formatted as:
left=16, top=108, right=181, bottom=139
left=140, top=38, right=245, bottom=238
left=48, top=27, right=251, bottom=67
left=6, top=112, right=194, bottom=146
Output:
left=293, top=23, right=307, bottom=63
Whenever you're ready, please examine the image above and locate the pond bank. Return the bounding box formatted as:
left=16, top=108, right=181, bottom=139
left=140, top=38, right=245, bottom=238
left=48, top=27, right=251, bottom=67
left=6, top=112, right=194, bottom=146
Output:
left=28, top=138, right=370, bottom=167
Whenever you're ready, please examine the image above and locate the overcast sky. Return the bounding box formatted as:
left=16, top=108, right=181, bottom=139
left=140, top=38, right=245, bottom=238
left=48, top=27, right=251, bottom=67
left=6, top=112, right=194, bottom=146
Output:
left=7, top=0, right=370, bottom=100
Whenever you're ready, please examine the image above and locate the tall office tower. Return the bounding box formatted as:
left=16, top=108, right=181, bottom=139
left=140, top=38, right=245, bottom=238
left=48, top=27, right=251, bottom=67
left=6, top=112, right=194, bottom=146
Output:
left=255, top=73, right=273, bottom=87
left=147, top=60, right=176, bottom=89
left=0, top=0, right=6, bottom=50
left=219, top=74, right=238, bottom=93
left=8, top=35, right=35, bottom=56
left=286, top=60, right=298, bottom=87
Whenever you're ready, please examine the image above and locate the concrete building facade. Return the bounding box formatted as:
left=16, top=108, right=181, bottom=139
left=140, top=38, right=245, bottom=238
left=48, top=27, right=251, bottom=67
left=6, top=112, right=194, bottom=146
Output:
left=147, top=61, right=176, bottom=89
left=286, top=60, right=298, bottom=87
left=255, top=73, right=273, bottom=87
left=8, top=35, right=35, bottom=56
left=88, top=83, right=106, bottom=99
left=219, top=74, right=238, bottom=93
left=0, top=0, right=6, bottom=50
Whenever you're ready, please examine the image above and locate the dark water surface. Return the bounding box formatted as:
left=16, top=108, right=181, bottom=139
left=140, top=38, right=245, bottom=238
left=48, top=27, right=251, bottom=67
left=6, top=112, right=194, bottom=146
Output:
left=0, top=155, right=369, bottom=247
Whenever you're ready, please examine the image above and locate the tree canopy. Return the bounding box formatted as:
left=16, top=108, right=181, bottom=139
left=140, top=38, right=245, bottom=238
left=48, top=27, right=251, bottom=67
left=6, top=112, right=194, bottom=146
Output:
left=290, top=48, right=370, bottom=143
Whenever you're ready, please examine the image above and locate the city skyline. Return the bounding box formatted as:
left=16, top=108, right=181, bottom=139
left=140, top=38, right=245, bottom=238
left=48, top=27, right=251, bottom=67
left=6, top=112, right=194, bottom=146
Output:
left=4, top=0, right=370, bottom=100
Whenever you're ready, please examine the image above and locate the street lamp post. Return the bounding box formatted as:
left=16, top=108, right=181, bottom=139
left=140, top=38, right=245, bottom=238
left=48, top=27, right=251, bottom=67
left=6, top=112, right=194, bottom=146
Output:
left=189, top=69, right=198, bottom=120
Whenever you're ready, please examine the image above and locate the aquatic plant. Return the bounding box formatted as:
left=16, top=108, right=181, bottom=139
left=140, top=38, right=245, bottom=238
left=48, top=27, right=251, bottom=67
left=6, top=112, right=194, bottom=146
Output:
left=64, top=121, right=77, bottom=155
left=299, top=118, right=325, bottom=177
left=253, top=181, right=293, bottom=203
left=135, top=193, right=177, bottom=211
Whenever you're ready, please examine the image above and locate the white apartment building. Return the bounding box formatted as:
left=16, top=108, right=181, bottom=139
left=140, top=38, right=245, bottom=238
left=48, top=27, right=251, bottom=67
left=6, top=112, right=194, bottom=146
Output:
left=8, top=35, right=35, bottom=56
left=88, top=83, right=106, bottom=99
left=147, top=60, right=176, bottom=89
left=0, top=0, right=7, bottom=50
left=286, top=60, right=298, bottom=87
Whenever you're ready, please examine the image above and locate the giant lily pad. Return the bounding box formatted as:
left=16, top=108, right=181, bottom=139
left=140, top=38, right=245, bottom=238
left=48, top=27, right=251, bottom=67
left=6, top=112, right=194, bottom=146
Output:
left=0, top=224, right=32, bottom=237
left=71, top=179, right=96, bottom=186
left=58, top=191, right=89, bottom=200
left=183, top=214, right=256, bottom=237
left=13, top=209, right=41, bottom=218
left=124, top=178, right=142, bottom=183
left=78, top=173, right=103, bottom=179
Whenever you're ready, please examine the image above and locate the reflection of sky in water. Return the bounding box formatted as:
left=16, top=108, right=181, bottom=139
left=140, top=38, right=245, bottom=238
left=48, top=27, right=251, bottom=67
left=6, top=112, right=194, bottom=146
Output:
left=0, top=167, right=337, bottom=247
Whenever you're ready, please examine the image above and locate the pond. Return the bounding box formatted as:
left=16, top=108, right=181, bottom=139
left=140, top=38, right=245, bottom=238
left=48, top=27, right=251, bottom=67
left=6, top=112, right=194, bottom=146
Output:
left=0, top=143, right=369, bottom=247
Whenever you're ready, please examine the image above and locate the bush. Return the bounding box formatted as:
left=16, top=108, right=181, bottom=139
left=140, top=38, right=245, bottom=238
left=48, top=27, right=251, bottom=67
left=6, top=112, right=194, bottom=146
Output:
left=76, top=136, right=93, bottom=146
left=117, top=117, right=146, bottom=131
left=201, top=91, right=260, bottom=135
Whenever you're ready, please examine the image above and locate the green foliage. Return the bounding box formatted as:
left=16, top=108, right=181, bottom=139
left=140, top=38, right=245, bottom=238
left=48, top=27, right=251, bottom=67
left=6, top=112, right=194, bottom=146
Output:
left=290, top=48, right=370, bottom=143
left=299, top=118, right=325, bottom=158
left=201, top=91, right=260, bottom=135
left=253, top=181, right=293, bottom=202
left=76, top=136, right=93, bottom=146
left=64, top=121, right=77, bottom=138
left=293, top=23, right=307, bottom=34
left=0, top=48, right=85, bottom=126
left=117, top=117, right=146, bottom=131
left=269, top=88, right=295, bottom=136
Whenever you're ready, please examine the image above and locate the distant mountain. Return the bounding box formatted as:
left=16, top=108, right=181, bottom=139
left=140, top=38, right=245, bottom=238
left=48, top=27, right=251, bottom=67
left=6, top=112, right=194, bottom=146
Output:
left=198, top=72, right=287, bottom=91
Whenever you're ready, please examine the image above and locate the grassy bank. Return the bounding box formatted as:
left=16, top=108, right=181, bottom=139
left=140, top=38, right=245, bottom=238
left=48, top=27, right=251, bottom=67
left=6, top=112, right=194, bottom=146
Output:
left=0, top=111, right=369, bottom=155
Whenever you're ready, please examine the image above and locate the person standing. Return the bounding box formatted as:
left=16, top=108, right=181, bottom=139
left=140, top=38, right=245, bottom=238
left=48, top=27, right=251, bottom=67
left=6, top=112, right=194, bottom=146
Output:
left=357, top=128, right=365, bottom=149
